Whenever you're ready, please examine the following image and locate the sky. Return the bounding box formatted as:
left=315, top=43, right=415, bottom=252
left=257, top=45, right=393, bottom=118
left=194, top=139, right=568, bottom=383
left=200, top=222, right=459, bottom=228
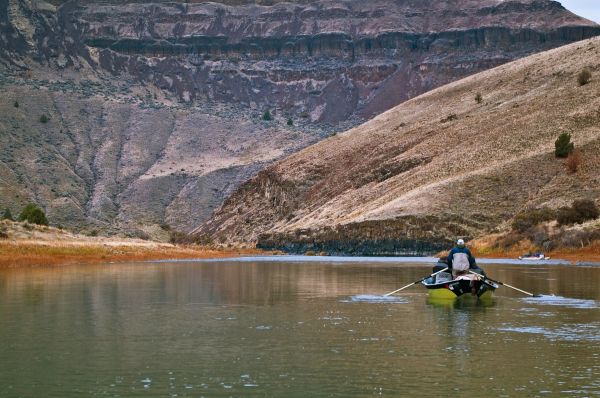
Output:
left=559, top=0, right=600, bottom=23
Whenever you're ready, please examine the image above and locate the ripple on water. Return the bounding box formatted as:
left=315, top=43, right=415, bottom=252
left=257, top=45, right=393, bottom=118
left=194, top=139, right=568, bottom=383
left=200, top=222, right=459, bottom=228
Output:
left=499, top=324, right=600, bottom=342
left=522, top=295, right=598, bottom=309
left=341, top=295, right=409, bottom=304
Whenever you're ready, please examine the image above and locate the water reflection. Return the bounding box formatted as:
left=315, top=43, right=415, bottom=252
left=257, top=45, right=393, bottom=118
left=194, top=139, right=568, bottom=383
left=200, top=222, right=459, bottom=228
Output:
left=0, top=261, right=599, bottom=397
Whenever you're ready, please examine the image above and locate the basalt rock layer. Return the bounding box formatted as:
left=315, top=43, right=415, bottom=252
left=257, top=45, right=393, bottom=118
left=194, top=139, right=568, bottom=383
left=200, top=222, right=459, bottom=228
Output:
left=195, top=37, right=600, bottom=255
left=0, top=0, right=599, bottom=236
left=65, top=0, right=600, bottom=122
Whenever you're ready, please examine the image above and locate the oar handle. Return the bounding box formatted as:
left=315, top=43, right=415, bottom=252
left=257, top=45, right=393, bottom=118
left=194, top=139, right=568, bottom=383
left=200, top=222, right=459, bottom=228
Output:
left=384, top=267, right=449, bottom=297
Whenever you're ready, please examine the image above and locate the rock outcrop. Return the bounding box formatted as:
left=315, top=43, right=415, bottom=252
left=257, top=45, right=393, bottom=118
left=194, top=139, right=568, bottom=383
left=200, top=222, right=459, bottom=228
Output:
left=194, top=37, right=600, bottom=255
left=67, top=0, right=600, bottom=122
left=1, top=0, right=599, bottom=236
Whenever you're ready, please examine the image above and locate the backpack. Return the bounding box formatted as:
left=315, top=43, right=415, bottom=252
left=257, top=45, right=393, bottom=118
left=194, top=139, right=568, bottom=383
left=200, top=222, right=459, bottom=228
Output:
left=452, top=252, right=470, bottom=271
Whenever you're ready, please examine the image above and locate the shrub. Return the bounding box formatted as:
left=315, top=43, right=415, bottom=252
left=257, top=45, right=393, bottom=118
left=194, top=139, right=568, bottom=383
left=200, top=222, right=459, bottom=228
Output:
left=557, top=199, right=599, bottom=226
left=558, top=229, right=600, bottom=248
left=262, top=110, right=272, bottom=121
left=39, top=114, right=49, bottom=123
left=287, top=117, right=293, bottom=126
left=134, top=230, right=150, bottom=240
left=573, top=199, right=599, bottom=220
left=169, top=230, right=188, bottom=244
left=2, top=208, right=14, bottom=221
left=159, top=223, right=171, bottom=231
left=496, top=231, right=523, bottom=249
left=440, top=114, right=457, bottom=123
left=13, top=101, right=19, bottom=108
left=512, top=207, right=555, bottom=232
left=0, top=225, right=7, bottom=239
left=577, top=68, right=592, bottom=86
left=554, top=132, right=574, bottom=158
left=475, top=93, right=483, bottom=104
left=565, top=149, right=582, bottom=173
left=525, top=225, right=550, bottom=248
left=17, top=203, right=49, bottom=226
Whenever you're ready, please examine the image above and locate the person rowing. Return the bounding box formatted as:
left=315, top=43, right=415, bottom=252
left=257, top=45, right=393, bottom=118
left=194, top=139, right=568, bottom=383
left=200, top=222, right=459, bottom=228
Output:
left=447, top=239, right=485, bottom=293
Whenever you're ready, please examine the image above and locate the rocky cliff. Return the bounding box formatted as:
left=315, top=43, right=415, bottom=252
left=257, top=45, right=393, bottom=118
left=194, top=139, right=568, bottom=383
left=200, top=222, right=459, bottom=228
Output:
left=58, top=0, right=600, bottom=122
left=195, top=36, right=600, bottom=255
left=1, top=0, right=599, bottom=237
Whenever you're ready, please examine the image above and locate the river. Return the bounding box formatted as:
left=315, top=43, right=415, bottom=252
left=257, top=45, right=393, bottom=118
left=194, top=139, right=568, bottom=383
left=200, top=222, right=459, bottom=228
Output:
left=1, top=258, right=599, bottom=397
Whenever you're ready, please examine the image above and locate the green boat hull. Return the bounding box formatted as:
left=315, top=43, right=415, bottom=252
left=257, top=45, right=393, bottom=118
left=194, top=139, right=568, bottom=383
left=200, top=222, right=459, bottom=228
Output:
left=422, top=275, right=498, bottom=303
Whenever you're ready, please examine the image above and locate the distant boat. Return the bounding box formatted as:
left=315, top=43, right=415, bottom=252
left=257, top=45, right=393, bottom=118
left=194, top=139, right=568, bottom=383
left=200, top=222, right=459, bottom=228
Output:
left=519, top=253, right=550, bottom=261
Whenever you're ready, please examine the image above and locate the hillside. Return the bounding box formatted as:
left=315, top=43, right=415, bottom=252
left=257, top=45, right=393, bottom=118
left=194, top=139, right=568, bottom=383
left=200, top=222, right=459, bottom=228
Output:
left=1, top=0, right=599, bottom=237
left=195, top=36, right=600, bottom=255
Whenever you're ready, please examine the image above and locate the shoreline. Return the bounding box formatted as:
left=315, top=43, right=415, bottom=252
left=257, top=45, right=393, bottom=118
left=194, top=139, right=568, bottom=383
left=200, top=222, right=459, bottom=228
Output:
left=0, top=220, right=268, bottom=268
left=1, top=221, right=598, bottom=268
left=150, top=254, right=596, bottom=266
left=2, top=244, right=599, bottom=269
left=0, top=240, right=266, bottom=268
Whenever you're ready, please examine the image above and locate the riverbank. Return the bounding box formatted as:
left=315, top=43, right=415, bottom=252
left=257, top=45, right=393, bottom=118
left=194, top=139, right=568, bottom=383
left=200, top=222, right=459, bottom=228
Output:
left=0, top=221, right=264, bottom=268
left=2, top=220, right=599, bottom=268
left=469, top=234, right=600, bottom=263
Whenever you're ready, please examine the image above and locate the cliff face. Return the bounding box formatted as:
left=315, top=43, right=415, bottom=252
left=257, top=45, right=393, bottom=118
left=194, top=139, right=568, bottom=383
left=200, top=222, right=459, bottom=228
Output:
left=195, top=37, right=600, bottom=255
left=1, top=0, right=599, bottom=237
left=72, top=0, right=600, bottom=122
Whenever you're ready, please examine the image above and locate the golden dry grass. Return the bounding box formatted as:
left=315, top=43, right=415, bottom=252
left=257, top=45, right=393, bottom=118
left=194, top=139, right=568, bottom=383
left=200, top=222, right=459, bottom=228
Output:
left=0, top=241, right=265, bottom=268
left=0, top=221, right=266, bottom=268
left=469, top=235, right=600, bottom=262
left=199, top=36, right=600, bottom=248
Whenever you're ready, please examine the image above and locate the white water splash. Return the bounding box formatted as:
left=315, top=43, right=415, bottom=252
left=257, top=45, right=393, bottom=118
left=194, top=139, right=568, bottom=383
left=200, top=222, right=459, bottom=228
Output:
left=522, top=295, right=598, bottom=309
left=341, top=295, right=409, bottom=304
left=255, top=325, right=272, bottom=330
left=499, top=324, right=600, bottom=342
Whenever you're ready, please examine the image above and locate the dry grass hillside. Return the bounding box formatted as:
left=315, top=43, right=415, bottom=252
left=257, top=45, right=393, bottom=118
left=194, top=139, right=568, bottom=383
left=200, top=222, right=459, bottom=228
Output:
left=196, top=36, right=600, bottom=254
left=2, top=0, right=598, bottom=239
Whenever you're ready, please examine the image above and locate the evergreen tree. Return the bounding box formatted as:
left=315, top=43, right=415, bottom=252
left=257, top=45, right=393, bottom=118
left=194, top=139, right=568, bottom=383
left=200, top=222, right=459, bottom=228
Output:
left=578, top=68, right=592, bottom=86
left=287, top=117, right=293, bottom=126
left=2, top=208, right=14, bottom=221
left=13, top=100, right=19, bottom=108
left=555, top=133, right=574, bottom=158
left=262, top=110, right=272, bottom=121
left=18, top=203, right=49, bottom=226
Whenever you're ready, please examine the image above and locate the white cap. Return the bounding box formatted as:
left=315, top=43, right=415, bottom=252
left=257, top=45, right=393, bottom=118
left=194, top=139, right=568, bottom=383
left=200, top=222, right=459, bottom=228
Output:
left=457, top=239, right=465, bottom=245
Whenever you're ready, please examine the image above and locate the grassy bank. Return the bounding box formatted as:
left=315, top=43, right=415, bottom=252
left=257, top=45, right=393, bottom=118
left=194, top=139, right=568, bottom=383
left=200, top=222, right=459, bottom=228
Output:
left=0, top=221, right=265, bottom=268
left=0, top=241, right=265, bottom=268
left=469, top=234, right=600, bottom=262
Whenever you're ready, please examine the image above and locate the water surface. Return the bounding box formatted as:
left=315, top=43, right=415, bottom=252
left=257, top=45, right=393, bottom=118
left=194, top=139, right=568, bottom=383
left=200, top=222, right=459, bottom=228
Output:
left=1, top=260, right=599, bottom=397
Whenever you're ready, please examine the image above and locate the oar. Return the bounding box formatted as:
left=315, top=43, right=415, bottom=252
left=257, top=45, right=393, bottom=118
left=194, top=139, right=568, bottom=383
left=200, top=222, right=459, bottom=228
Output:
left=468, top=270, right=542, bottom=297
left=384, top=267, right=449, bottom=297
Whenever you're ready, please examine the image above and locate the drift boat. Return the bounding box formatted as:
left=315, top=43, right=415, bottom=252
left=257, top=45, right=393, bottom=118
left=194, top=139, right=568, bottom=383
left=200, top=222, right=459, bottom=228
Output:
left=422, top=267, right=498, bottom=301
left=519, top=254, right=550, bottom=261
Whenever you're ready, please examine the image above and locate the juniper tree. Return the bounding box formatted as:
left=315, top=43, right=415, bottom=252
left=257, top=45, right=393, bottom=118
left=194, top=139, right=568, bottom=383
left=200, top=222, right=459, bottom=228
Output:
left=555, top=133, right=574, bottom=158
